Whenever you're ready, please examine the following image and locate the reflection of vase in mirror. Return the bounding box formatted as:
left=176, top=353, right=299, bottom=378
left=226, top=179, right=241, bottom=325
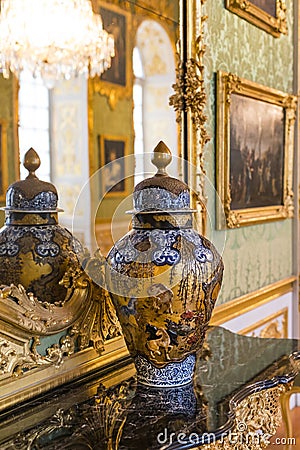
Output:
left=20, top=378, right=207, bottom=450
left=0, top=149, right=85, bottom=304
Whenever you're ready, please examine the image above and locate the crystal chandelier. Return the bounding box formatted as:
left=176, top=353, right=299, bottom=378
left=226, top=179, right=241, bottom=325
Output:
left=0, top=0, right=114, bottom=87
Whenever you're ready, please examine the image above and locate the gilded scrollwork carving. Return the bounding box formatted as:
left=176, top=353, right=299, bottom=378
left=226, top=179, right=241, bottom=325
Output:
left=0, top=267, right=92, bottom=336
left=225, top=72, right=242, bottom=102
left=0, top=253, right=123, bottom=379
left=89, top=382, right=133, bottom=447
left=77, top=251, right=122, bottom=353
left=7, top=381, right=134, bottom=450
left=169, top=13, right=210, bottom=150
left=13, top=335, right=75, bottom=376
left=259, top=320, right=282, bottom=339
left=234, top=384, right=287, bottom=437
left=69, top=287, right=122, bottom=355
left=0, top=333, right=75, bottom=378
left=202, top=384, right=288, bottom=449
left=0, top=340, right=16, bottom=375
left=11, top=408, right=75, bottom=450
left=224, top=197, right=240, bottom=229
left=169, top=0, right=209, bottom=233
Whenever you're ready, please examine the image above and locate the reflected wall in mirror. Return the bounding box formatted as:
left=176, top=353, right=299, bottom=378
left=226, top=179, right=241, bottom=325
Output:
left=15, top=1, right=207, bottom=256
left=90, top=0, right=181, bottom=255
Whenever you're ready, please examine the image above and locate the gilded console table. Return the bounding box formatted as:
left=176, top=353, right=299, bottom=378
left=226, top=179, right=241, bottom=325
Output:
left=0, top=327, right=299, bottom=450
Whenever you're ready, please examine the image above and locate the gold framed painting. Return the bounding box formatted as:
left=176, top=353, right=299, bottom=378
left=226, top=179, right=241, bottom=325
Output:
left=92, top=1, right=132, bottom=109
left=0, top=119, right=8, bottom=202
left=225, top=0, right=287, bottom=38
left=98, top=134, right=129, bottom=197
left=216, top=71, right=297, bottom=229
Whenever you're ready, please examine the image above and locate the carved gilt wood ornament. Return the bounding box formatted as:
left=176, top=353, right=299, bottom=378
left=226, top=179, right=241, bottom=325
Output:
left=169, top=0, right=209, bottom=234
left=201, top=384, right=289, bottom=449
left=0, top=263, right=121, bottom=372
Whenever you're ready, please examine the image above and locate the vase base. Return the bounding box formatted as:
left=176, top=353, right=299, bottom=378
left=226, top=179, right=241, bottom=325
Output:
left=134, top=354, right=196, bottom=388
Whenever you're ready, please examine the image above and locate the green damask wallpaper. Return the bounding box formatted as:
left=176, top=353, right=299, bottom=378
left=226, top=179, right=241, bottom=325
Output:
left=203, top=0, right=295, bottom=304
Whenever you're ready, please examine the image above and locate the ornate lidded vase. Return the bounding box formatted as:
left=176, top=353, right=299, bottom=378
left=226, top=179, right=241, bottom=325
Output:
left=106, top=142, right=224, bottom=387
left=0, top=148, right=85, bottom=304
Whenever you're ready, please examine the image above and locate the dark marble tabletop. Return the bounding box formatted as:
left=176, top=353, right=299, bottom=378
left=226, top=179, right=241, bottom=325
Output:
left=0, top=326, right=299, bottom=449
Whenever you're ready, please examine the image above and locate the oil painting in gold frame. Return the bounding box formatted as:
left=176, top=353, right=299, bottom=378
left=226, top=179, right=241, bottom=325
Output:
left=92, top=1, right=132, bottom=109
left=225, top=0, right=287, bottom=37
left=216, top=71, right=297, bottom=229
left=98, top=134, right=129, bottom=197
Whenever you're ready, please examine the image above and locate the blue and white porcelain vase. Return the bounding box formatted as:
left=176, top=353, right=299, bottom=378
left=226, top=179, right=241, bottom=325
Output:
left=106, top=142, right=223, bottom=387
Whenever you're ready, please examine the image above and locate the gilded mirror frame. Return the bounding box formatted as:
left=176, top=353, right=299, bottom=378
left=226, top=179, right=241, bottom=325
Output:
left=169, top=0, right=209, bottom=234
left=0, top=0, right=208, bottom=412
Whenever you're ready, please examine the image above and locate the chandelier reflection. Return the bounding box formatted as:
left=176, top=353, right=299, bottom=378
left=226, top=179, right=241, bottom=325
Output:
left=0, top=0, right=115, bottom=87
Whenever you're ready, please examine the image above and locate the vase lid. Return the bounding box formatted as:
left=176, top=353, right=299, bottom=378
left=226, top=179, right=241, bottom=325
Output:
left=133, top=141, right=192, bottom=213
left=3, top=148, right=62, bottom=213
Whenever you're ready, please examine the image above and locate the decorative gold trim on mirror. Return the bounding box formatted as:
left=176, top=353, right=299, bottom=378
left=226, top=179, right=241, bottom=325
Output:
left=0, top=253, right=122, bottom=382
left=0, top=269, right=90, bottom=336
left=169, top=0, right=208, bottom=234
left=169, top=30, right=209, bottom=141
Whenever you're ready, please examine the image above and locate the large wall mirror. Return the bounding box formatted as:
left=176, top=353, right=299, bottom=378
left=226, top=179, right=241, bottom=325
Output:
left=0, top=0, right=207, bottom=411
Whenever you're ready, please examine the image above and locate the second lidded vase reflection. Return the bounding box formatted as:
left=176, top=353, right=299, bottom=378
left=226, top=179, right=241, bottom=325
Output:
left=0, top=148, right=85, bottom=304
left=106, top=142, right=223, bottom=387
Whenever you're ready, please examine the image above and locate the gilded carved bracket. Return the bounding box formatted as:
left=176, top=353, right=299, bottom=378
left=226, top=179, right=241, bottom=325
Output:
left=169, top=33, right=210, bottom=148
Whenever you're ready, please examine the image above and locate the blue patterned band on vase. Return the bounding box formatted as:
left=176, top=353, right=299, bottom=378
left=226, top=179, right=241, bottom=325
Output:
left=134, top=353, right=196, bottom=387
left=134, top=187, right=191, bottom=212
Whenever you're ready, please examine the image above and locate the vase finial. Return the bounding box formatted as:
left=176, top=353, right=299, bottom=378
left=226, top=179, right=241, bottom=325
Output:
left=151, top=141, right=172, bottom=176
left=23, top=148, right=41, bottom=179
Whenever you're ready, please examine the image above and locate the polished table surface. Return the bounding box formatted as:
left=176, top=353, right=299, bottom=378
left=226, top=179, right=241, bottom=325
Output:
left=0, top=326, right=299, bottom=449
